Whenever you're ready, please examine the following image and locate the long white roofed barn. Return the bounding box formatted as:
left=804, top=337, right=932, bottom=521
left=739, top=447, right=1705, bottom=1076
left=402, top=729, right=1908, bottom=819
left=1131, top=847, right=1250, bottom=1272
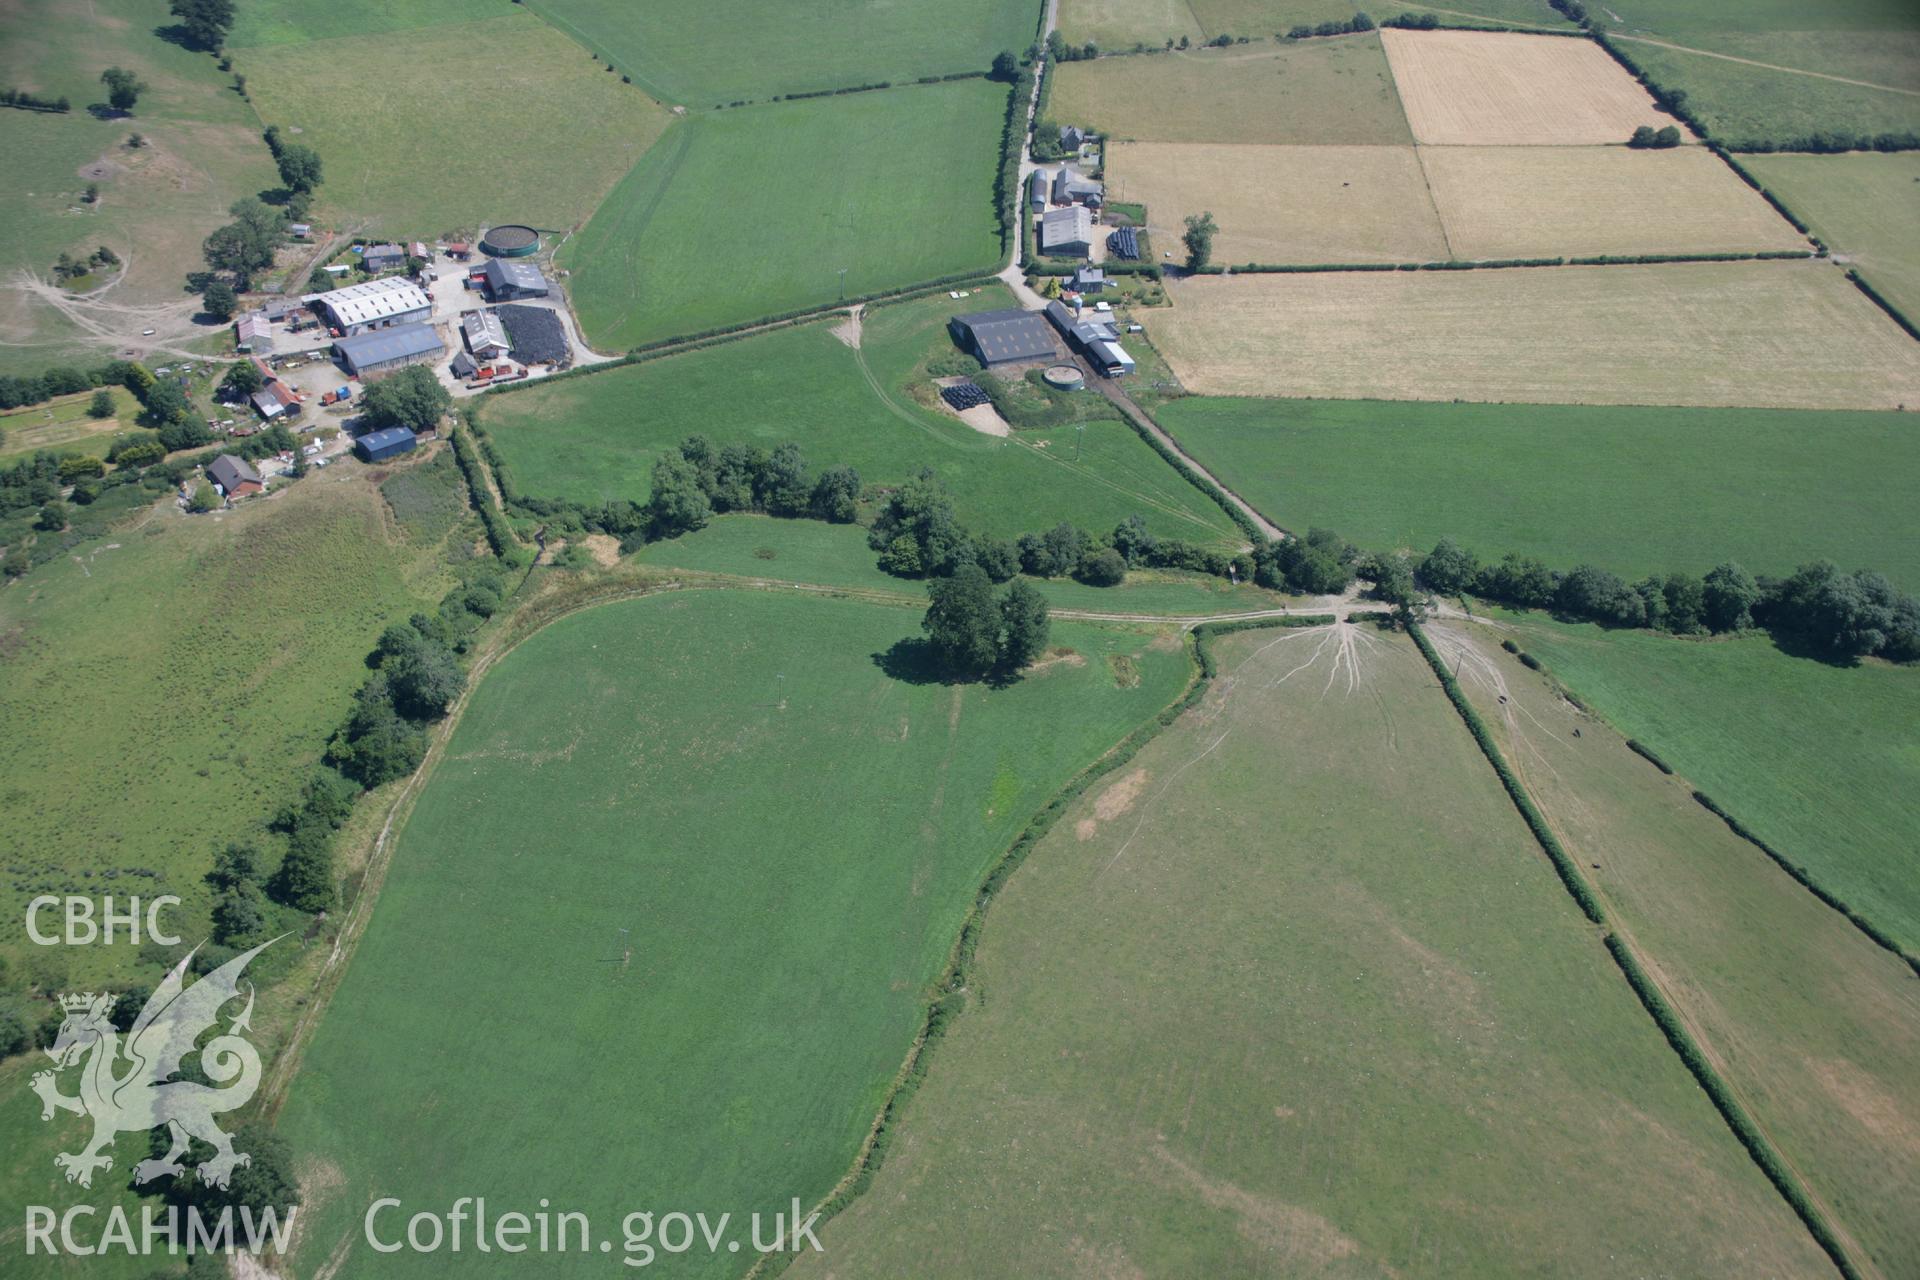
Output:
left=306, top=277, right=433, bottom=336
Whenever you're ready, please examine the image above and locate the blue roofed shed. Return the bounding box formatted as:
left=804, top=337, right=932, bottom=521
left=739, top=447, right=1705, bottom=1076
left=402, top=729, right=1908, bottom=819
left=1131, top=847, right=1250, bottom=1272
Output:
left=355, top=427, right=418, bottom=463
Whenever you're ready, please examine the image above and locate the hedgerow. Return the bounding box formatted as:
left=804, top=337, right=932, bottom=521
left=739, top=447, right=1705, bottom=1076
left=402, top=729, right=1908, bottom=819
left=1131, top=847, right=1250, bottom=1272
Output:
left=1624, top=739, right=1674, bottom=774
left=1691, top=791, right=1920, bottom=978
left=1407, top=622, right=1606, bottom=923
left=1601, top=933, right=1861, bottom=1278
left=1844, top=269, right=1920, bottom=343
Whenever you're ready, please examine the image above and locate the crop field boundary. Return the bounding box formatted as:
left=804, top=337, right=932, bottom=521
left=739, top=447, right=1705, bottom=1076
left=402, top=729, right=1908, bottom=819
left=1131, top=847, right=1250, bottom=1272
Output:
left=1219, top=249, right=1816, bottom=274
left=743, top=613, right=1338, bottom=1278
left=1488, top=632, right=1920, bottom=981
left=1406, top=620, right=1862, bottom=1280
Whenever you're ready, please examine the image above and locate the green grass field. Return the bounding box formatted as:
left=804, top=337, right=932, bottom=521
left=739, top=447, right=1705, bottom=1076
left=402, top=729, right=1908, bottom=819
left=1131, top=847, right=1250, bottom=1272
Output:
left=562, top=82, right=1008, bottom=349
left=1154, top=396, right=1920, bottom=587
left=633, top=514, right=1290, bottom=612
left=0, top=386, right=143, bottom=460
left=1434, top=619, right=1920, bottom=1278
left=0, top=468, right=452, bottom=988
left=276, top=589, right=1193, bottom=1278
left=1049, top=36, right=1414, bottom=144
left=1597, top=0, right=1920, bottom=141
left=227, top=0, right=512, bottom=47
left=234, top=12, right=670, bottom=235
left=0, top=0, right=278, bottom=372
left=793, top=621, right=1829, bottom=1277
left=484, top=289, right=1243, bottom=545
left=1058, top=0, right=1568, bottom=45
left=522, top=0, right=1038, bottom=104
left=1743, top=151, right=1920, bottom=319
left=1498, top=613, right=1920, bottom=956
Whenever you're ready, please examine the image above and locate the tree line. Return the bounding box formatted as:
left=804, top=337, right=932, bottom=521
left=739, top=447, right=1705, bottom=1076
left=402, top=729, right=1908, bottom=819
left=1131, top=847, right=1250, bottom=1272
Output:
left=1415, top=538, right=1920, bottom=663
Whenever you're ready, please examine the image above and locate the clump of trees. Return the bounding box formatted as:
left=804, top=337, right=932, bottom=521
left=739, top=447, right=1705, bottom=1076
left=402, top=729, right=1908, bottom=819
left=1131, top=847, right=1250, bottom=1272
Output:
left=922, top=563, right=1052, bottom=679
left=201, top=196, right=285, bottom=286
left=168, top=0, right=237, bottom=52
left=641, top=435, right=864, bottom=541
left=1286, top=13, right=1374, bottom=38
left=1182, top=212, right=1218, bottom=272
left=99, top=67, right=146, bottom=113
left=1416, top=537, right=1920, bottom=663
left=1627, top=124, right=1683, bottom=148
left=1254, top=527, right=1358, bottom=595
left=52, top=246, right=120, bottom=284
left=358, top=365, right=451, bottom=435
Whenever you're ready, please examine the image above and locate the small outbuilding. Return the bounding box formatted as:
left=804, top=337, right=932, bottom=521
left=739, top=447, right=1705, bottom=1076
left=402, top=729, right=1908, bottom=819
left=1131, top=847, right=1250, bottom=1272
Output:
left=446, top=242, right=472, bottom=260
left=450, top=351, right=478, bottom=380
left=462, top=310, right=511, bottom=358
left=333, top=322, right=445, bottom=378
left=482, top=258, right=550, bottom=301
left=235, top=312, right=275, bottom=354
left=949, top=308, right=1058, bottom=366
left=206, top=454, right=263, bottom=498
left=362, top=243, right=406, bottom=273
left=355, top=427, right=418, bottom=463
left=1060, top=124, right=1088, bottom=150
left=1028, top=169, right=1048, bottom=211
left=1052, top=167, right=1103, bottom=206
left=1040, top=206, right=1095, bottom=258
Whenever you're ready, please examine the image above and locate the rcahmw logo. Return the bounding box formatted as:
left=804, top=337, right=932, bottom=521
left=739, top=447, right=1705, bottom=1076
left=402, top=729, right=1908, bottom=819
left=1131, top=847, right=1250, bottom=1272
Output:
left=23, top=938, right=294, bottom=1259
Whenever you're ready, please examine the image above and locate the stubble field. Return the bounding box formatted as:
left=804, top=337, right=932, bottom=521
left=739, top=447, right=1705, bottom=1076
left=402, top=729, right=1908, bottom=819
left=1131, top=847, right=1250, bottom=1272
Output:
left=789, top=622, right=1831, bottom=1278
left=1420, top=145, right=1809, bottom=259
left=1151, top=261, right=1920, bottom=408
left=1109, top=143, right=1449, bottom=264
left=1382, top=27, right=1677, bottom=144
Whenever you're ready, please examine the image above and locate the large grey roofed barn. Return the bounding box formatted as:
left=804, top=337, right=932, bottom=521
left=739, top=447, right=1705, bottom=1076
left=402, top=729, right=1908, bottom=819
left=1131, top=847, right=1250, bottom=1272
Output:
left=483, top=258, right=550, bottom=295
left=1040, top=206, right=1094, bottom=253
left=950, top=309, right=1056, bottom=366
left=334, top=323, right=445, bottom=372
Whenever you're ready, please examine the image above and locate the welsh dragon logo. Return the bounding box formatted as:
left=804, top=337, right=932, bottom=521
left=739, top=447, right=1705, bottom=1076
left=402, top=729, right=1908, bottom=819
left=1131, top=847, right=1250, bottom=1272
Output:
left=32, top=939, right=278, bottom=1190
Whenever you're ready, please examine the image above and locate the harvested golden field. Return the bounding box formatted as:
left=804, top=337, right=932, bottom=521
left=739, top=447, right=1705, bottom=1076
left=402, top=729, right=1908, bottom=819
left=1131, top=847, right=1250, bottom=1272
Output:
left=1152, top=261, right=1920, bottom=408
left=1109, top=142, right=1448, bottom=264
left=1423, top=146, right=1810, bottom=259
left=1382, top=27, right=1675, bottom=145
left=1050, top=37, right=1414, bottom=145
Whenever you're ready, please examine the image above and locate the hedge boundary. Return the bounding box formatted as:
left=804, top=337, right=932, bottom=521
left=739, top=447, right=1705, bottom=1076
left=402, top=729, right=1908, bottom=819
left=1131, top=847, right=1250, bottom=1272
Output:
left=1602, top=934, right=1860, bottom=1278
left=1407, top=622, right=1605, bottom=922
left=448, top=424, right=523, bottom=564
left=1690, top=790, right=1920, bottom=979
left=1410, top=620, right=1861, bottom=1277
left=1843, top=269, right=1920, bottom=344
left=757, top=614, right=1335, bottom=1275
left=1118, top=362, right=1267, bottom=546
left=1229, top=251, right=1812, bottom=275
left=1624, top=738, right=1674, bottom=774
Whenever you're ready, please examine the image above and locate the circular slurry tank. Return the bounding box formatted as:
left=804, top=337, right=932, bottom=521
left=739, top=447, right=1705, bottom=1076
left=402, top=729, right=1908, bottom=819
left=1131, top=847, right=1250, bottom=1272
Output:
left=480, top=224, right=540, bottom=257
left=1043, top=364, right=1086, bottom=392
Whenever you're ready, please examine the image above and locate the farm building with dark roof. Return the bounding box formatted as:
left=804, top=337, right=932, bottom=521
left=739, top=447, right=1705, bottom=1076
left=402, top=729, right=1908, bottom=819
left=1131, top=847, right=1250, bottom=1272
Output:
left=948, top=309, right=1058, bottom=367
left=333, top=323, right=445, bottom=378
left=206, top=454, right=262, bottom=498
left=483, top=258, right=551, bottom=301
left=1040, top=206, right=1095, bottom=257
